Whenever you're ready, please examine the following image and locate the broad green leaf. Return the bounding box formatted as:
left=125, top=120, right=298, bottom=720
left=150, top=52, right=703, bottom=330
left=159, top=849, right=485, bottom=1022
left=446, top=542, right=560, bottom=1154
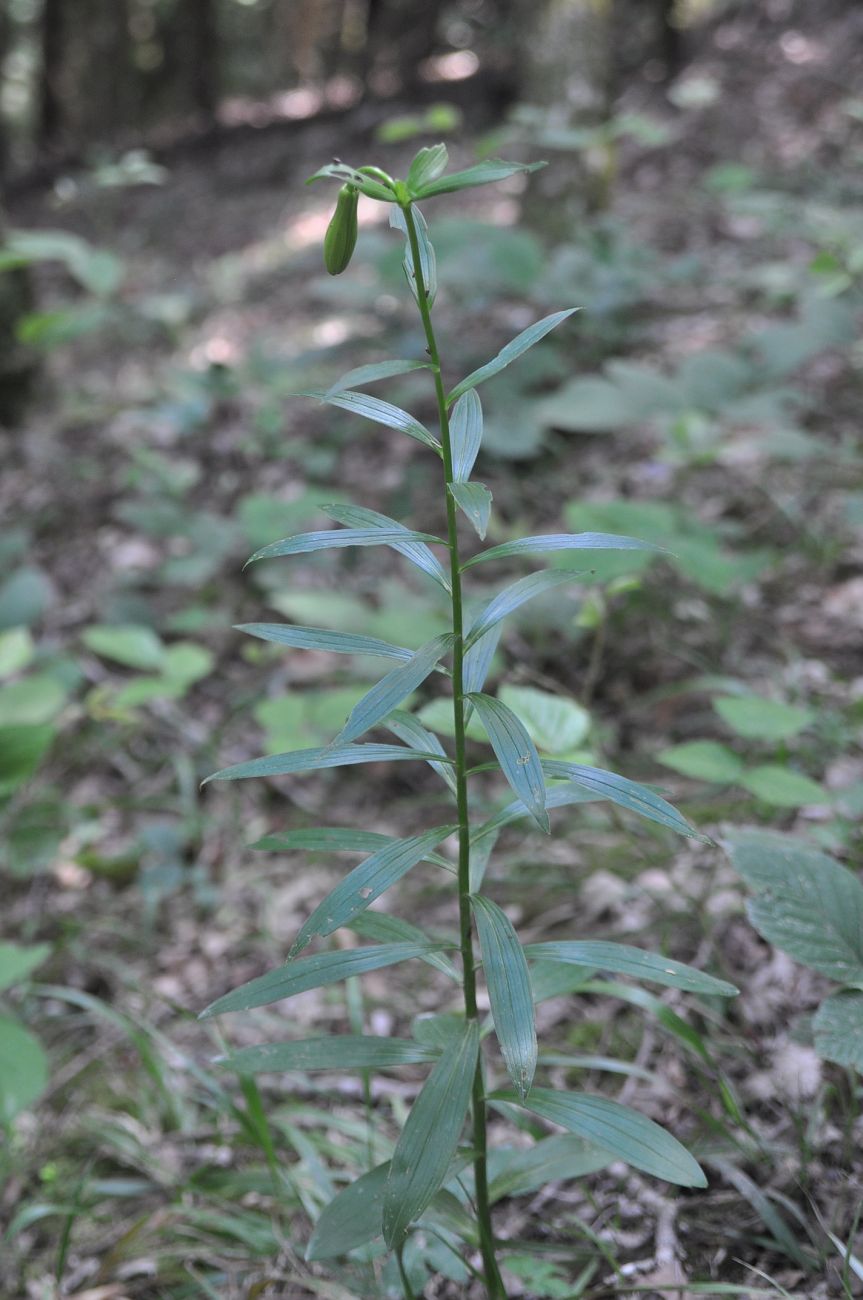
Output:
left=204, top=742, right=454, bottom=784
left=290, top=825, right=457, bottom=954
left=236, top=623, right=415, bottom=663
left=248, top=526, right=439, bottom=566
left=498, top=685, right=590, bottom=755
left=307, top=1160, right=391, bottom=1260
left=524, top=942, right=737, bottom=997
left=0, top=628, right=34, bottom=677
left=657, top=741, right=743, bottom=783
left=464, top=570, right=582, bottom=650
left=350, top=911, right=460, bottom=981
left=493, top=1088, right=706, bottom=1187
left=448, top=309, right=577, bottom=404
left=725, top=829, right=863, bottom=983
left=407, top=143, right=449, bottom=192
left=0, top=725, right=54, bottom=795
left=541, top=760, right=707, bottom=841
left=714, top=695, right=812, bottom=742
left=413, top=158, right=545, bottom=201
left=326, top=359, right=431, bottom=396
left=252, top=827, right=395, bottom=854
left=0, top=675, right=67, bottom=726
left=390, top=205, right=437, bottom=305
left=473, top=782, right=597, bottom=841
left=383, top=1021, right=479, bottom=1246
left=306, top=162, right=394, bottom=200
left=739, top=765, right=827, bottom=807
left=537, top=376, right=635, bottom=432
left=468, top=693, right=548, bottom=832
left=471, top=895, right=536, bottom=1098
left=199, top=943, right=443, bottom=1018
left=0, top=1017, right=48, bottom=1123
left=323, top=504, right=450, bottom=592
left=449, top=481, right=492, bottom=539
left=334, top=634, right=455, bottom=744
left=450, top=390, right=483, bottom=481
left=812, top=993, right=863, bottom=1070
left=463, top=625, right=500, bottom=699
left=385, top=709, right=457, bottom=794
left=82, top=623, right=164, bottom=670
left=462, top=532, right=662, bottom=570
left=488, top=1134, right=612, bottom=1202
left=303, top=388, right=440, bottom=452
left=0, top=942, right=51, bottom=993
left=216, top=1035, right=440, bottom=1074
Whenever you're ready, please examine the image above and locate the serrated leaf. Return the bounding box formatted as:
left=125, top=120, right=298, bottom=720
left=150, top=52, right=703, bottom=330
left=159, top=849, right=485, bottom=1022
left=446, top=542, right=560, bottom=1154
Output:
left=199, top=942, right=443, bottom=1018
left=325, top=359, right=431, bottom=396
left=290, top=825, right=457, bottom=954
left=306, top=1161, right=390, bottom=1260
left=407, top=143, right=449, bottom=192
left=468, top=693, right=548, bottom=831
left=383, top=1021, right=479, bottom=1246
left=471, top=895, right=536, bottom=1098
left=498, top=685, right=590, bottom=755
left=541, top=760, right=707, bottom=841
left=524, top=942, right=737, bottom=997
left=204, top=742, right=454, bottom=784
left=492, top=1088, right=707, bottom=1187
left=413, top=158, right=545, bottom=201
left=462, top=531, right=662, bottom=569
left=334, top=634, right=454, bottom=744
left=739, top=765, right=827, bottom=808
left=450, top=481, right=492, bottom=539
left=0, top=1017, right=48, bottom=1123
left=725, top=829, right=863, bottom=983
left=450, top=390, right=483, bottom=481
left=384, top=709, right=457, bottom=794
left=306, top=162, right=394, bottom=201
left=216, top=1035, right=440, bottom=1074
left=350, top=911, right=460, bottom=981
left=248, top=526, right=440, bottom=566
left=302, top=388, right=440, bottom=452
left=812, top=993, right=863, bottom=1070
left=0, top=943, right=51, bottom=993
left=236, top=623, right=414, bottom=662
left=656, top=741, right=743, bottom=783
left=464, top=570, right=582, bottom=650
left=448, top=309, right=577, bottom=404
left=488, top=1134, right=612, bottom=1202
left=390, top=205, right=437, bottom=306
left=714, top=694, right=813, bottom=742
left=323, top=503, right=450, bottom=591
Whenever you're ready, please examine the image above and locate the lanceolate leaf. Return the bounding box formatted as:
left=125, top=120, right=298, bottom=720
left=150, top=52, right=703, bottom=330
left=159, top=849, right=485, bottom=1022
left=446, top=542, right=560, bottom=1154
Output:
left=303, top=388, right=441, bottom=452
left=236, top=623, right=414, bottom=663
left=488, top=1134, right=612, bottom=1203
left=390, top=205, right=437, bottom=305
left=385, top=709, right=457, bottom=794
left=465, top=570, right=581, bottom=650
left=473, top=782, right=597, bottom=841
left=307, top=1160, right=391, bottom=1260
left=450, top=390, right=483, bottom=481
left=216, top=1035, right=440, bottom=1074
left=199, top=943, right=444, bottom=1018
left=252, top=827, right=395, bottom=853
left=542, top=760, right=707, bottom=842
left=204, top=742, right=454, bottom=784
left=326, top=359, right=431, bottom=396
left=413, top=158, right=545, bottom=201
left=524, top=942, right=738, bottom=997
left=468, top=693, right=548, bottom=832
left=306, top=162, right=394, bottom=201
left=463, top=625, right=501, bottom=700
left=324, top=503, right=450, bottom=592
left=492, top=1088, right=707, bottom=1188
left=407, top=143, right=449, bottom=193
left=350, top=911, right=460, bottom=981
left=247, top=526, right=439, bottom=566
left=471, top=895, right=536, bottom=1098
left=290, top=825, right=457, bottom=954
left=449, top=481, right=492, bottom=539
left=462, top=531, right=664, bottom=569
left=448, top=308, right=578, bottom=404
left=334, top=634, right=454, bottom=744
left=383, top=1021, right=479, bottom=1247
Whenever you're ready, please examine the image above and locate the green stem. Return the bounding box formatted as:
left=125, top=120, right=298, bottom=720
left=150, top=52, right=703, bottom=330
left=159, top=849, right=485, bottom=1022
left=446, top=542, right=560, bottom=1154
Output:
left=402, top=201, right=506, bottom=1300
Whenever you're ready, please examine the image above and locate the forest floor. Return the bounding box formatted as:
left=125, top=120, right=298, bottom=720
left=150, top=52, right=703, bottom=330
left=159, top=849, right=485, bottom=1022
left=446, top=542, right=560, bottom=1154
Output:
left=2, top=2, right=863, bottom=1297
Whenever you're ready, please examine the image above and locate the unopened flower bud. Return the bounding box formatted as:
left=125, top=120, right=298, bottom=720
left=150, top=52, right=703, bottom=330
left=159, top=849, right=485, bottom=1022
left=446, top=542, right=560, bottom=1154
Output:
left=323, top=184, right=359, bottom=275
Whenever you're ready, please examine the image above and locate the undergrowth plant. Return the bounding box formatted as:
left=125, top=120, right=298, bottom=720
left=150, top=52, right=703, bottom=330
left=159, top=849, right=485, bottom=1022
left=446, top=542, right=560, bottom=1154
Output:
left=200, top=146, right=738, bottom=1297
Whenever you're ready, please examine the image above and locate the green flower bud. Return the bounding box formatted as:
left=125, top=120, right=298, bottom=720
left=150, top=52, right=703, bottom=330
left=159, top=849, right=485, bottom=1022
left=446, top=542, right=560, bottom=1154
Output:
left=323, top=184, right=359, bottom=275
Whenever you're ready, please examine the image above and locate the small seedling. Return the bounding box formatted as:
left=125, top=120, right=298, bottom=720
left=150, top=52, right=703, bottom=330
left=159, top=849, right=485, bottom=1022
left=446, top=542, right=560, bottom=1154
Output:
left=200, top=146, right=737, bottom=1295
